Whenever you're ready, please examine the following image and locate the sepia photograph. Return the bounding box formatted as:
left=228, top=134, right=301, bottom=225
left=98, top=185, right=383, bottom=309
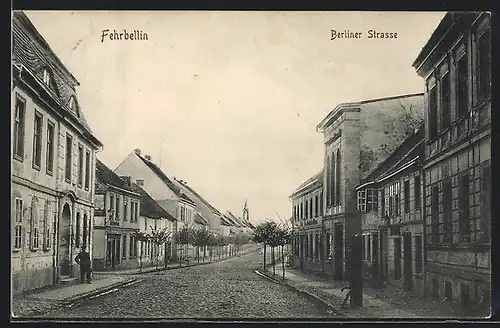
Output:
left=11, top=10, right=491, bottom=321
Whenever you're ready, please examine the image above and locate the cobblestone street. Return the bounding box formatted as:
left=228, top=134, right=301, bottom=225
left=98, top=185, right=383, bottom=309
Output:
left=35, top=251, right=337, bottom=319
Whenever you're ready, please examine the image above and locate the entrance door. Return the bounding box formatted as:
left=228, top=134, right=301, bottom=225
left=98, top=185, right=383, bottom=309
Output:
left=59, top=203, right=72, bottom=276
left=403, top=232, right=413, bottom=291
left=372, top=232, right=379, bottom=278
left=334, top=224, right=343, bottom=280
left=380, top=229, right=388, bottom=278
left=394, top=238, right=402, bottom=281
left=106, top=234, right=121, bottom=269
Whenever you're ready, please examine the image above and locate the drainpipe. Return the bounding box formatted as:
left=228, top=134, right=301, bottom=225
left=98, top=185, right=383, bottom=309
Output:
left=53, top=119, right=62, bottom=284
left=91, top=145, right=103, bottom=269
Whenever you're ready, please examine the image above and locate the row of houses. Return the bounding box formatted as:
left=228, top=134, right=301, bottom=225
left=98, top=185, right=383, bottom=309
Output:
left=11, top=11, right=254, bottom=294
left=290, top=12, right=491, bottom=312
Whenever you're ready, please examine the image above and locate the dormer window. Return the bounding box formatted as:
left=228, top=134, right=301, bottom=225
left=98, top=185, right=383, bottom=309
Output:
left=42, top=69, right=51, bottom=86
left=68, top=96, right=76, bottom=111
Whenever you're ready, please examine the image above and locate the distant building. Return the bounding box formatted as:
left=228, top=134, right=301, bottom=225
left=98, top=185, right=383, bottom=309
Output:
left=92, top=159, right=141, bottom=271
left=412, top=12, right=491, bottom=309
left=290, top=171, right=324, bottom=273
left=316, top=93, right=424, bottom=281
left=11, top=11, right=103, bottom=293
left=356, top=125, right=425, bottom=297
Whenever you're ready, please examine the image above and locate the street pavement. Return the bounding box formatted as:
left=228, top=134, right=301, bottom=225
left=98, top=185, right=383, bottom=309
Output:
left=36, top=250, right=337, bottom=319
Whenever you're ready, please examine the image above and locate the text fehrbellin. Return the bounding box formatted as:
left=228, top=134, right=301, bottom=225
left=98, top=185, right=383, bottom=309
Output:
left=101, top=29, right=149, bottom=42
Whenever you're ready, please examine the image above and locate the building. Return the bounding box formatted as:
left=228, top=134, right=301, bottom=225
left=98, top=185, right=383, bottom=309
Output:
left=356, top=125, right=426, bottom=297
left=173, top=178, right=223, bottom=234
left=92, top=159, right=141, bottom=271
left=290, top=171, right=324, bottom=273
left=412, top=12, right=491, bottom=309
left=131, top=184, right=176, bottom=268
left=114, top=149, right=199, bottom=260
left=316, top=93, right=424, bottom=281
left=11, top=11, right=103, bottom=293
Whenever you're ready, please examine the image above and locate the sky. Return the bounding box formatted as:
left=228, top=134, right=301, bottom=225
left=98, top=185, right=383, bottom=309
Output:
left=24, top=11, right=445, bottom=225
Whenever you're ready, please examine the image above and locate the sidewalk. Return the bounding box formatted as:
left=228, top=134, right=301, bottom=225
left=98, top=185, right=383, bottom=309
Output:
left=257, top=264, right=462, bottom=319
left=12, top=274, right=138, bottom=318
left=95, top=244, right=259, bottom=276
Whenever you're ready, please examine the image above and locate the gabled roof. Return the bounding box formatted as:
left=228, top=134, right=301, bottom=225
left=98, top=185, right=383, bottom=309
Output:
left=220, top=215, right=233, bottom=226
left=226, top=211, right=246, bottom=228
left=176, top=179, right=222, bottom=216
left=95, top=158, right=137, bottom=194
left=223, top=214, right=239, bottom=227
left=194, top=212, right=210, bottom=226
left=135, top=153, right=195, bottom=206
left=290, top=170, right=323, bottom=198
left=129, top=183, right=176, bottom=221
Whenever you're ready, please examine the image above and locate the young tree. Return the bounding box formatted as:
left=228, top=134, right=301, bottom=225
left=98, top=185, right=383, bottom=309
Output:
left=149, top=226, right=172, bottom=270
left=174, top=226, right=195, bottom=267
left=275, top=224, right=292, bottom=279
left=192, top=228, right=211, bottom=263
left=132, top=231, right=149, bottom=272
left=253, top=221, right=279, bottom=272
left=206, top=232, right=218, bottom=262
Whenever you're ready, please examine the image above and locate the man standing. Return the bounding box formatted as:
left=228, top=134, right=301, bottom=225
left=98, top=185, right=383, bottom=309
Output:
left=75, top=246, right=92, bottom=284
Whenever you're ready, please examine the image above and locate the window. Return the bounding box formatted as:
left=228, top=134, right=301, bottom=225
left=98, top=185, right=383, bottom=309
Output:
left=300, top=203, right=303, bottom=219
left=75, top=213, right=81, bottom=247
left=14, top=198, right=23, bottom=250
left=13, top=96, right=26, bottom=160
left=42, top=68, right=51, bottom=85
left=136, top=179, right=144, bottom=186
left=367, top=189, right=378, bottom=212
left=458, top=174, right=470, bottom=241
left=129, top=235, right=136, bottom=258
left=456, top=53, right=469, bottom=119
left=110, top=194, right=115, bottom=220
left=124, top=200, right=128, bottom=222
left=336, top=150, right=341, bottom=205
left=46, top=122, right=54, bottom=174
left=135, top=202, right=139, bottom=221
left=394, top=194, right=400, bottom=216
left=77, top=145, right=84, bottom=187
left=325, top=232, right=331, bottom=261
left=65, top=134, right=72, bottom=182
left=84, top=150, right=90, bottom=189
left=309, top=199, right=313, bottom=219
left=122, top=235, right=127, bottom=259
left=326, top=155, right=331, bottom=206
left=331, top=154, right=336, bottom=206
left=115, top=196, right=121, bottom=221
left=428, top=85, right=438, bottom=138
left=362, top=235, right=366, bottom=260
left=388, top=182, right=400, bottom=219
left=441, top=71, right=451, bottom=130
left=82, top=216, right=88, bottom=248
left=68, top=96, right=76, bottom=111
left=304, top=200, right=308, bottom=219
left=443, top=179, right=452, bottom=243
left=367, top=234, right=371, bottom=261
left=314, top=233, right=319, bottom=260
left=131, top=202, right=136, bottom=222
left=461, top=283, right=470, bottom=306
left=30, top=197, right=40, bottom=250
left=381, top=189, right=386, bottom=215
left=476, top=26, right=491, bottom=103
left=32, top=112, right=43, bottom=169
left=404, top=180, right=410, bottom=213
left=445, top=281, right=453, bottom=302
left=415, top=235, right=422, bottom=273
left=357, top=190, right=366, bottom=213
left=431, top=185, right=439, bottom=244
left=414, top=176, right=421, bottom=210
left=315, top=195, right=319, bottom=217
left=43, top=200, right=51, bottom=250
left=480, top=164, right=491, bottom=241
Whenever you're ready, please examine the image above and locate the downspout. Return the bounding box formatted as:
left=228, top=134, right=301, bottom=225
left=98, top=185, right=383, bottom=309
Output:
left=91, top=145, right=103, bottom=269
left=53, top=119, right=62, bottom=284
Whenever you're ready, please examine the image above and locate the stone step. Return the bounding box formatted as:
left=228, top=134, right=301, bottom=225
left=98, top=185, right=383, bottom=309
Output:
left=59, top=275, right=79, bottom=286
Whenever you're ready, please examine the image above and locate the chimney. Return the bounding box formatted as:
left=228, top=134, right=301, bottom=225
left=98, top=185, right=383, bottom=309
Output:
left=120, top=176, right=132, bottom=187
left=134, top=148, right=141, bottom=156
left=145, top=155, right=151, bottom=161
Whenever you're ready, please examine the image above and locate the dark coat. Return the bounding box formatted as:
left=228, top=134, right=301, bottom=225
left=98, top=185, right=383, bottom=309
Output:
left=75, top=251, right=91, bottom=269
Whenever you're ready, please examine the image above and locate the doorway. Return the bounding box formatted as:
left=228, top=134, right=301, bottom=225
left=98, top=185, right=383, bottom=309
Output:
left=394, top=238, right=402, bottom=281
left=403, top=232, right=413, bottom=291
left=372, top=232, right=379, bottom=278
left=334, top=224, right=343, bottom=280
left=59, top=203, right=71, bottom=276
left=380, top=229, right=388, bottom=278
left=106, top=234, right=121, bottom=269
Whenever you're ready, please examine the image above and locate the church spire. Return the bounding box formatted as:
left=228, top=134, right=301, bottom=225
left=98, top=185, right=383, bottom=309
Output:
left=242, top=199, right=249, bottom=222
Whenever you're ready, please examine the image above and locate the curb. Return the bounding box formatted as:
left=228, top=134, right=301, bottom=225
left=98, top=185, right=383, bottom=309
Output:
left=62, top=277, right=139, bottom=305
left=254, top=269, right=348, bottom=317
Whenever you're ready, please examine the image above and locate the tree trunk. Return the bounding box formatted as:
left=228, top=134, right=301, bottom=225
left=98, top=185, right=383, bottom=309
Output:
left=263, top=244, right=267, bottom=271
left=282, top=245, right=285, bottom=279
left=272, top=247, right=276, bottom=275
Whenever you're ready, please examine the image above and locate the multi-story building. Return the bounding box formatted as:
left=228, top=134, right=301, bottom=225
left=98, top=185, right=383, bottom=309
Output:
left=356, top=125, right=426, bottom=297
left=316, top=93, right=424, bottom=281
left=412, top=12, right=491, bottom=310
left=290, top=171, right=324, bottom=273
left=130, top=183, right=176, bottom=267
left=92, top=159, right=141, bottom=271
left=11, top=11, right=103, bottom=293
left=114, top=149, right=199, bottom=261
